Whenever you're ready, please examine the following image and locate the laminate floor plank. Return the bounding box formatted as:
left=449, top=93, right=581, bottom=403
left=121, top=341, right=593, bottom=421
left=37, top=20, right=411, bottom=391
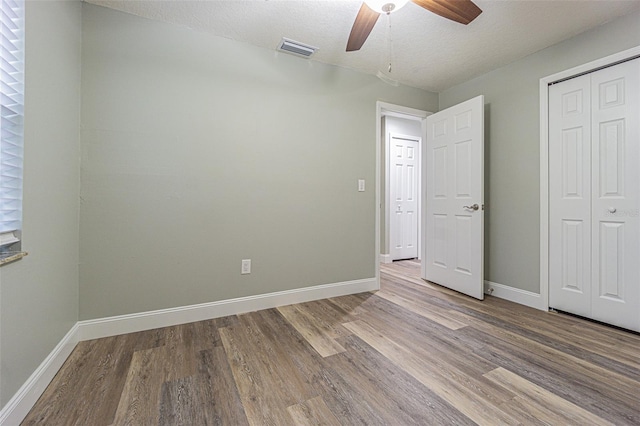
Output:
left=341, top=320, right=518, bottom=426
left=456, top=325, right=640, bottom=425
left=381, top=264, right=620, bottom=344
left=253, top=308, right=429, bottom=425
left=328, top=334, right=477, bottom=426
left=296, top=299, right=356, bottom=339
left=196, top=347, right=249, bottom=426
left=376, top=287, right=469, bottom=330
left=326, top=295, right=369, bottom=316
left=456, top=310, right=640, bottom=391
left=158, top=376, right=204, bottom=426
left=426, top=283, right=640, bottom=370
left=162, top=324, right=199, bottom=381
left=22, top=333, right=143, bottom=426
left=111, top=347, right=166, bottom=426
left=485, top=367, right=615, bottom=426
left=383, top=272, right=640, bottom=374
left=122, top=327, right=167, bottom=353
left=245, top=310, right=318, bottom=404
left=569, top=319, right=640, bottom=358
left=251, top=309, right=388, bottom=425
left=70, top=335, right=137, bottom=426
left=23, top=260, right=640, bottom=425
left=353, top=293, right=497, bottom=376
left=432, top=292, right=640, bottom=380
left=287, top=396, right=342, bottom=426
left=219, top=311, right=317, bottom=425
left=380, top=269, right=455, bottom=295
left=277, top=304, right=347, bottom=357
left=475, top=308, right=640, bottom=368
left=218, top=325, right=289, bottom=426
left=21, top=338, right=114, bottom=425
left=191, top=315, right=239, bottom=351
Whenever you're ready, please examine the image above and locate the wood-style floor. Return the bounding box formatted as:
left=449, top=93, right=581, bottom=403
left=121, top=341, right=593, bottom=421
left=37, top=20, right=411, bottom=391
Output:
left=23, top=260, right=640, bottom=425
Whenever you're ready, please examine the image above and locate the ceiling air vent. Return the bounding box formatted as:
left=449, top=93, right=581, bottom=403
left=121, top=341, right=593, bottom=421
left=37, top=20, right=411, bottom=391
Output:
left=277, top=38, right=318, bottom=58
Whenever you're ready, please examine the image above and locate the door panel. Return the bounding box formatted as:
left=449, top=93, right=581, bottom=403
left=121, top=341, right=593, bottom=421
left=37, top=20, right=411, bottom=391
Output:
left=598, top=221, right=623, bottom=300
left=598, top=120, right=624, bottom=197
left=549, top=74, right=592, bottom=317
left=455, top=141, right=471, bottom=197
left=424, top=95, right=484, bottom=299
left=454, top=215, right=472, bottom=274
left=390, top=135, right=420, bottom=260
left=590, top=58, right=639, bottom=331
left=561, top=219, right=584, bottom=293
left=433, top=146, right=447, bottom=197
left=433, top=214, right=448, bottom=268
left=562, top=127, right=585, bottom=198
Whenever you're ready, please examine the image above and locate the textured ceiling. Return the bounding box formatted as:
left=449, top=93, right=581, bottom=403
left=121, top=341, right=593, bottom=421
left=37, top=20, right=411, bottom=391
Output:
left=84, top=0, right=640, bottom=92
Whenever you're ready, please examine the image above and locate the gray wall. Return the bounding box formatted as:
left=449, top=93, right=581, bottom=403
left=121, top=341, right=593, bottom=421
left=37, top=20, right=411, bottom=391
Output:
left=0, top=0, right=81, bottom=406
left=439, top=10, right=640, bottom=293
left=79, top=4, right=438, bottom=320
left=380, top=116, right=423, bottom=256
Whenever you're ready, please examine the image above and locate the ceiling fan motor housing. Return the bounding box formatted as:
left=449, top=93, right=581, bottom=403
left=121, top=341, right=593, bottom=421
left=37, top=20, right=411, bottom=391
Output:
left=364, top=0, right=409, bottom=14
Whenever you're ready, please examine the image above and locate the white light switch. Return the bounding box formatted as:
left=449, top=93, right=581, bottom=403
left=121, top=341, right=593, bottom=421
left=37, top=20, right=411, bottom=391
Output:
left=358, top=179, right=365, bottom=192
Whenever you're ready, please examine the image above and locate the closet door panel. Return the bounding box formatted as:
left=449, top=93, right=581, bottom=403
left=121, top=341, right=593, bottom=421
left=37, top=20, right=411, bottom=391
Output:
left=549, top=74, right=592, bottom=317
left=591, top=58, right=640, bottom=331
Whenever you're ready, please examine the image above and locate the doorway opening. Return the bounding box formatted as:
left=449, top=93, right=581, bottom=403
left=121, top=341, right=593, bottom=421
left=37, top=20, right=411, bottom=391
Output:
left=375, top=102, right=429, bottom=282
left=375, top=97, right=485, bottom=300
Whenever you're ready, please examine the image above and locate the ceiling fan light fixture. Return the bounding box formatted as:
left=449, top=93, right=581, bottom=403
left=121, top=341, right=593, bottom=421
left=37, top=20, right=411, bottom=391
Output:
left=364, top=0, right=409, bottom=14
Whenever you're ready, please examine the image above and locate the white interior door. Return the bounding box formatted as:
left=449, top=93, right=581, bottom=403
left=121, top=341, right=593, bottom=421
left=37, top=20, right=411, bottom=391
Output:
left=390, top=134, right=419, bottom=260
left=549, top=58, right=640, bottom=332
left=548, top=74, right=592, bottom=317
left=424, top=95, right=484, bottom=300
left=590, top=59, right=639, bottom=331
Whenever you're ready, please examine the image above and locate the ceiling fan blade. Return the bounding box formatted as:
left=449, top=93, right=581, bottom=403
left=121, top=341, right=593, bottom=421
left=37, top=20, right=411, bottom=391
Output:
left=346, top=3, right=380, bottom=52
left=411, top=0, right=482, bottom=25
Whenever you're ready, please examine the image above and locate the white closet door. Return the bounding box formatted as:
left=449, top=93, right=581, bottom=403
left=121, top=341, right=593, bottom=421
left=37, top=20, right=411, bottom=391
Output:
left=549, top=58, right=640, bottom=332
left=590, top=59, right=640, bottom=331
left=549, top=74, right=592, bottom=317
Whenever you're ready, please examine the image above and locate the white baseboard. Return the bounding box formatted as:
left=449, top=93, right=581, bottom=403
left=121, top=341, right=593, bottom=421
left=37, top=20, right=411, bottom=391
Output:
left=379, top=254, right=392, bottom=264
left=78, top=277, right=378, bottom=341
left=0, top=323, right=80, bottom=426
left=484, top=280, right=546, bottom=311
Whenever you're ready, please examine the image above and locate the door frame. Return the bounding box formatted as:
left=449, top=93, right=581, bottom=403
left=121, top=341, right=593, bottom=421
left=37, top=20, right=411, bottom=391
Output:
left=375, top=102, right=430, bottom=287
left=385, top=131, right=423, bottom=263
left=539, top=45, right=640, bottom=311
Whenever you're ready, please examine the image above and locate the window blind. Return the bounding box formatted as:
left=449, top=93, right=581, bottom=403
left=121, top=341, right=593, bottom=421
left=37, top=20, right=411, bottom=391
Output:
left=0, top=0, right=24, bottom=236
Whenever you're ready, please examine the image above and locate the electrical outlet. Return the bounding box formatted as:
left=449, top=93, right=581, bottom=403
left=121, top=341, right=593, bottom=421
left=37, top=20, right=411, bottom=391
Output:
left=241, top=259, right=251, bottom=275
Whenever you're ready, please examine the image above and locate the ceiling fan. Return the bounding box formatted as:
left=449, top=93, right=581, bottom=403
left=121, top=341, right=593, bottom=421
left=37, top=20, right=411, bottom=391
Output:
left=346, top=0, right=482, bottom=51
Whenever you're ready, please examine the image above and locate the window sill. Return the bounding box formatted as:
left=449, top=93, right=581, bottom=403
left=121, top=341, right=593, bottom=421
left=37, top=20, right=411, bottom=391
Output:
left=0, top=251, right=28, bottom=266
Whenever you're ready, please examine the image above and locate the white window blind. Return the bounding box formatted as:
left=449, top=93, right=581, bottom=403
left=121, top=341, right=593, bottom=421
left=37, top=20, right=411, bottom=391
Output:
left=0, top=0, right=24, bottom=237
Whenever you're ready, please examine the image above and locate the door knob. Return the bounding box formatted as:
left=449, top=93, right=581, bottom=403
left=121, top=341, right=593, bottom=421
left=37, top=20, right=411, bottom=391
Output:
left=608, top=207, right=617, bottom=213
left=463, top=203, right=479, bottom=211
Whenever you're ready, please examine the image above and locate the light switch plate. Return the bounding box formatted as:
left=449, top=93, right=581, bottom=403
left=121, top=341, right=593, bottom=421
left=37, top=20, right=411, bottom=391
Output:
left=241, top=259, right=251, bottom=274
left=358, top=179, right=365, bottom=192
